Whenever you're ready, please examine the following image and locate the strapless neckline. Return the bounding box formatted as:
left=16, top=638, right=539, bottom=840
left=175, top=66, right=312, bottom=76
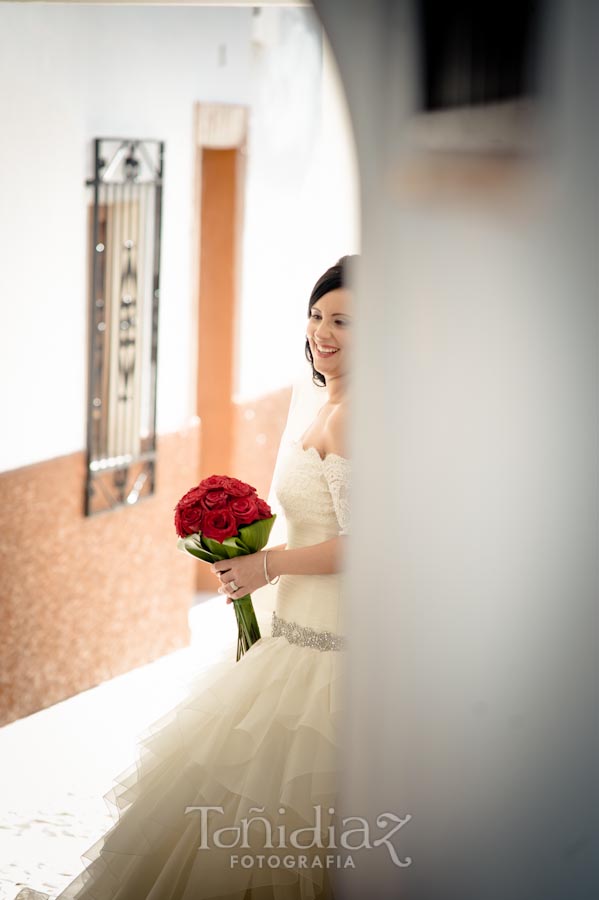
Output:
left=291, top=438, right=350, bottom=465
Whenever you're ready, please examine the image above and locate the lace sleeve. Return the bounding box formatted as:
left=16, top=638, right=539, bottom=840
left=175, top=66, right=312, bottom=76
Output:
left=323, top=457, right=351, bottom=536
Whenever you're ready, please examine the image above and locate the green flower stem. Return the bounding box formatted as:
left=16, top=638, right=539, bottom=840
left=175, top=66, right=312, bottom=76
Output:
left=232, top=594, right=262, bottom=661
left=177, top=514, right=276, bottom=662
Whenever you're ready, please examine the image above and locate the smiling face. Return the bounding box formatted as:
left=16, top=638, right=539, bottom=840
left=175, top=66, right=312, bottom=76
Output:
left=306, top=288, right=352, bottom=379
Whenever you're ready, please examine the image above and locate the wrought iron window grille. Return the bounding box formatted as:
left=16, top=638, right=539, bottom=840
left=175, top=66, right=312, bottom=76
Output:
left=85, top=138, right=164, bottom=516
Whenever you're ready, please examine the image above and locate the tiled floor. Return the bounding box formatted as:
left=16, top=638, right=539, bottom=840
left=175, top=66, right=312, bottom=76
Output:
left=0, top=593, right=241, bottom=900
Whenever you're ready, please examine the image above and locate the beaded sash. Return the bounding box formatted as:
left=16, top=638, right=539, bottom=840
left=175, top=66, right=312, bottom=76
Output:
left=271, top=611, right=347, bottom=652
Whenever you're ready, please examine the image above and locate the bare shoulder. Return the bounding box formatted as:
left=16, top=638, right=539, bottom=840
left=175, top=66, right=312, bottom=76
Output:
left=324, top=402, right=348, bottom=458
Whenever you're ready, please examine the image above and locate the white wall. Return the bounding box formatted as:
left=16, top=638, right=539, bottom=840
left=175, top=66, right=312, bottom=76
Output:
left=0, top=3, right=360, bottom=473
left=237, top=7, right=360, bottom=401
left=0, top=3, right=253, bottom=472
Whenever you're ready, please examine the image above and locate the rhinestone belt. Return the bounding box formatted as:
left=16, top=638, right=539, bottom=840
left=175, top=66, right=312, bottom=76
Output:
left=271, top=611, right=347, bottom=652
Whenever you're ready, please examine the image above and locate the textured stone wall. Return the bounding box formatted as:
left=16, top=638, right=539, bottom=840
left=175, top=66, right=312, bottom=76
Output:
left=0, top=424, right=201, bottom=726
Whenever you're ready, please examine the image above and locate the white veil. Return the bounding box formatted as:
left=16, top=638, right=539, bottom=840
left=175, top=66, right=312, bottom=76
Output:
left=251, top=365, right=330, bottom=636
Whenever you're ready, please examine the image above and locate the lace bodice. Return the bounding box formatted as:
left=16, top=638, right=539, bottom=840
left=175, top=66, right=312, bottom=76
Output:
left=275, top=439, right=351, bottom=541
left=270, top=439, right=351, bottom=641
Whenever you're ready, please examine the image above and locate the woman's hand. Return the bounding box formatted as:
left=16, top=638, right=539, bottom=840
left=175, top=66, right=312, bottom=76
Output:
left=211, top=552, right=267, bottom=603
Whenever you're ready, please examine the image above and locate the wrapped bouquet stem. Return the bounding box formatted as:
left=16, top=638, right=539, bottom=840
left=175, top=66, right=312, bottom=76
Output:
left=174, top=474, right=277, bottom=660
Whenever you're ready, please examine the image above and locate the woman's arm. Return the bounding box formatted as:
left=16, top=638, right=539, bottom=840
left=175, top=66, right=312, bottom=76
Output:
left=215, top=410, right=349, bottom=595
left=266, top=536, right=347, bottom=577
left=212, top=537, right=346, bottom=601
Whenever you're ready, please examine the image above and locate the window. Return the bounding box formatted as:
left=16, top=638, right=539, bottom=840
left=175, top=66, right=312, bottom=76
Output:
left=85, top=139, right=164, bottom=515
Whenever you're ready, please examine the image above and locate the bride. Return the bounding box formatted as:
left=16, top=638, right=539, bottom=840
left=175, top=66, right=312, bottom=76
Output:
left=17, top=255, right=356, bottom=900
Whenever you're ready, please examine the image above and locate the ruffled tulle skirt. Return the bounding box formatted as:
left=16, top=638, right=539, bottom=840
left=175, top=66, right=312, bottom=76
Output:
left=18, top=633, right=346, bottom=900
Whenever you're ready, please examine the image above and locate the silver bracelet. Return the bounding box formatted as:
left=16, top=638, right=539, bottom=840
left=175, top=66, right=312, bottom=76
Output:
left=263, top=549, right=281, bottom=585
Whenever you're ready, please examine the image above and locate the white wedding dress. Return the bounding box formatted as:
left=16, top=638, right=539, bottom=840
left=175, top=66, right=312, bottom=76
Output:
left=16, top=435, right=350, bottom=900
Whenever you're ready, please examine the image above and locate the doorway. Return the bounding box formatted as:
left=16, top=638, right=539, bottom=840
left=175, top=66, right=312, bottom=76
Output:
left=193, top=103, right=248, bottom=592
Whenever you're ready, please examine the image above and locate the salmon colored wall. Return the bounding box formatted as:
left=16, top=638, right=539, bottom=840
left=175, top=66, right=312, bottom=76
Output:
left=0, top=425, right=200, bottom=727
left=232, top=386, right=293, bottom=502
left=196, top=147, right=239, bottom=592
left=197, top=148, right=237, bottom=482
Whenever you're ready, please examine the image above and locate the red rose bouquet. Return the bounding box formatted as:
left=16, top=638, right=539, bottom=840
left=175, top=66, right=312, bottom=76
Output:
left=174, top=474, right=277, bottom=661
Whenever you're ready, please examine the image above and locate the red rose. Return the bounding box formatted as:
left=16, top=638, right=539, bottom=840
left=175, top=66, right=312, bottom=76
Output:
left=256, top=498, right=272, bottom=519
left=199, top=488, right=229, bottom=511
left=174, top=475, right=270, bottom=539
left=174, top=486, right=205, bottom=537
left=222, top=476, right=256, bottom=498
left=229, top=495, right=260, bottom=526
left=201, top=508, right=239, bottom=542
left=200, top=475, right=229, bottom=490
